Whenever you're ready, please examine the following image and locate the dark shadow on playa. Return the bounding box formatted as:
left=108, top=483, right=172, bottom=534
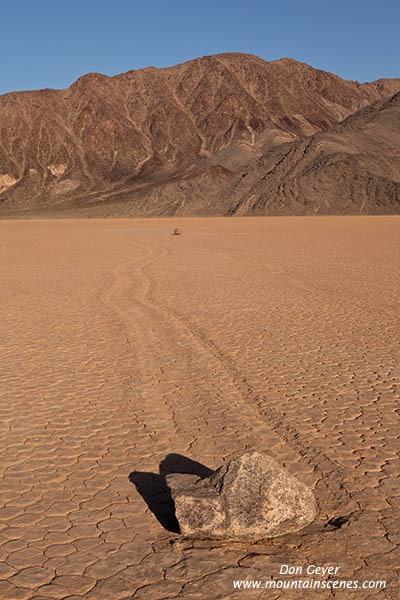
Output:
left=129, top=453, right=213, bottom=533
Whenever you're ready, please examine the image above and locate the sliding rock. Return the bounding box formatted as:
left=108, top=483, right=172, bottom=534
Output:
left=166, top=451, right=317, bottom=540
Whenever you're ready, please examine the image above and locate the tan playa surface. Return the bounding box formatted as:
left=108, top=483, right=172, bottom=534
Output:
left=0, top=216, right=399, bottom=599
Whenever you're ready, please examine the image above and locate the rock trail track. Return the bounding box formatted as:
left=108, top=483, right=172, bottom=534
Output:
left=0, top=217, right=399, bottom=599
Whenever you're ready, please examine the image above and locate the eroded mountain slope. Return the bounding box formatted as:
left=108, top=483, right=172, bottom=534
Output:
left=227, top=92, right=400, bottom=215
left=1, top=53, right=399, bottom=216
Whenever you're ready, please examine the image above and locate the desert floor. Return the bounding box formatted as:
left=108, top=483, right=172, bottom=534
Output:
left=0, top=216, right=399, bottom=599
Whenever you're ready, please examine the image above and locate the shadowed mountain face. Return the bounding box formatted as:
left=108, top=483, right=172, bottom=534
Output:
left=0, top=53, right=399, bottom=216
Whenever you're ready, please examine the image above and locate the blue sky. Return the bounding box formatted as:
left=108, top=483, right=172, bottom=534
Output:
left=0, top=0, right=398, bottom=94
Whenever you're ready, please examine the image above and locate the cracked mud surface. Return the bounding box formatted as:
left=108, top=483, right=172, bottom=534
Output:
left=0, top=216, right=399, bottom=599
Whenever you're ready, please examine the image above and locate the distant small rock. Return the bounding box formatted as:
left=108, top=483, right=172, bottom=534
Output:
left=171, top=228, right=182, bottom=235
left=166, top=452, right=317, bottom=540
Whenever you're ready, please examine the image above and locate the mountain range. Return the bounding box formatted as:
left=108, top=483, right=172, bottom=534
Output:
left=0, top=53, right=399, bottom=216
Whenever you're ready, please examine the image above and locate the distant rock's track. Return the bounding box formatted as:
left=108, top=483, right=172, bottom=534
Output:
left=102, top=232, right=290, bottom=466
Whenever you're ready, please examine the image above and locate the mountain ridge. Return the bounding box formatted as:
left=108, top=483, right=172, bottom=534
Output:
left=0, top=52, right=399, bottom=216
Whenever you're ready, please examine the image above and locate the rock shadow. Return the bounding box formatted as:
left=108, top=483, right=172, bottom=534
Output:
left=129, top=453, right=213, bottom=534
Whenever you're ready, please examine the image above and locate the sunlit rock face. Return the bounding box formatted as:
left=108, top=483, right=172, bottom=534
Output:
left=167, top=452, right=317, bottom=540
